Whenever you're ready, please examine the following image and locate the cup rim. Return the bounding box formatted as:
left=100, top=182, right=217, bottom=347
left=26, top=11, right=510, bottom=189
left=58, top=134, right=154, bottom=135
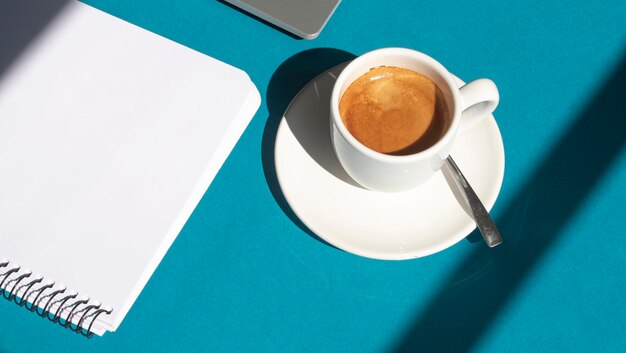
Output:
left=330, top=47, right=462, bottom=163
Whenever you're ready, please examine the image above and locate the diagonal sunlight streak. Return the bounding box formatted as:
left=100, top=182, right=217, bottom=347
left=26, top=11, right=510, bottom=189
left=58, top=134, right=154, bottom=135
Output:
left=391, top=54, right=626, bottom=352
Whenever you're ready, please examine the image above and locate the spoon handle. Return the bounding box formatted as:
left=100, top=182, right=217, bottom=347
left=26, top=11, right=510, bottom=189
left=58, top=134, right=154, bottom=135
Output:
left=445, top=156, right=503, bottom=247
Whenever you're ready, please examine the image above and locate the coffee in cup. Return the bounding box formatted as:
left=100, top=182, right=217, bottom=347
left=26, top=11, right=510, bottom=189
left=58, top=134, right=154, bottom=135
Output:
left=330, top=48, right=499, bottom=192
left=338, top=66, right=450, bottom=155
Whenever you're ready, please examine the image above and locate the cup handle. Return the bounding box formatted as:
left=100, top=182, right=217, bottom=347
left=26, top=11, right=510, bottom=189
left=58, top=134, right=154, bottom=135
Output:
left=457, top=78, right=499, bottom=134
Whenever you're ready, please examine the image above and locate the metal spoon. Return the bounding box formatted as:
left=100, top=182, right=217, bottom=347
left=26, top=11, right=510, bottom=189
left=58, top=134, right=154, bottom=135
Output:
left=445, top=156, right=503, bottom=247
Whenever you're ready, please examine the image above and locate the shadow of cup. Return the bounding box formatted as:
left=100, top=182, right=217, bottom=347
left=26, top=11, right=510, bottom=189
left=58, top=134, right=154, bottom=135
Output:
left=282, top=62, right=362, bottom=188
left=261, top=48, right=357, bottom=242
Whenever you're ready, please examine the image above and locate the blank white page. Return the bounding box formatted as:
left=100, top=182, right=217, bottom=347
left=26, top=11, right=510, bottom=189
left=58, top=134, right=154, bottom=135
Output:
left=0, top=1, right=260, bottom=334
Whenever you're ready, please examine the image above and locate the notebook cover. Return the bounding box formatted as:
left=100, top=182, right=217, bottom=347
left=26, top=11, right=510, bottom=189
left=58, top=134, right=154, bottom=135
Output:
left=0, top=1, right=260, bottom=335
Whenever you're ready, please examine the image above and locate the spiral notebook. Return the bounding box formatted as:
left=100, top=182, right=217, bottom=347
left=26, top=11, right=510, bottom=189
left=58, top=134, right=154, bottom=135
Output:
left=0, top=1, right=260, bottom=336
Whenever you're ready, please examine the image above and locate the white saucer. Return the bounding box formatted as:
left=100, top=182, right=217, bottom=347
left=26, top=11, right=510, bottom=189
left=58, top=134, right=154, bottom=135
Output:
left=274, top=63, right=505, bottom=260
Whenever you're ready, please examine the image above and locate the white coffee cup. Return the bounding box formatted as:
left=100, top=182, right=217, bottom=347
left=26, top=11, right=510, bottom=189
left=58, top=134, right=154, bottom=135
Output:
left=330, top=47, right=499, bottom=192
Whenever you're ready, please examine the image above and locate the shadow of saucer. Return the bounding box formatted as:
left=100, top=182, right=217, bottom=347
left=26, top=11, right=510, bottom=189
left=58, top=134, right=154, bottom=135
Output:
left=262, top=48, right=357, bottom=244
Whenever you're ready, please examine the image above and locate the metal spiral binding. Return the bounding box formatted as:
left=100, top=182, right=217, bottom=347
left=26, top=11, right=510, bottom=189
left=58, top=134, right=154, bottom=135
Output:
left=0, top=260, right=112, bottom=338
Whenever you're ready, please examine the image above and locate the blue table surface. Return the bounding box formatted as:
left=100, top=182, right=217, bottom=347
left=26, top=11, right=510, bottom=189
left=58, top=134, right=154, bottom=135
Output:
left=2, top=1, right=626, bottom=352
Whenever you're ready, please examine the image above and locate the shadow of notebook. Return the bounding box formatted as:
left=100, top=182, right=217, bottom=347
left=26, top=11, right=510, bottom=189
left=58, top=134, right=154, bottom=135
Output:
left=0, top=1, right=259, bottom=336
